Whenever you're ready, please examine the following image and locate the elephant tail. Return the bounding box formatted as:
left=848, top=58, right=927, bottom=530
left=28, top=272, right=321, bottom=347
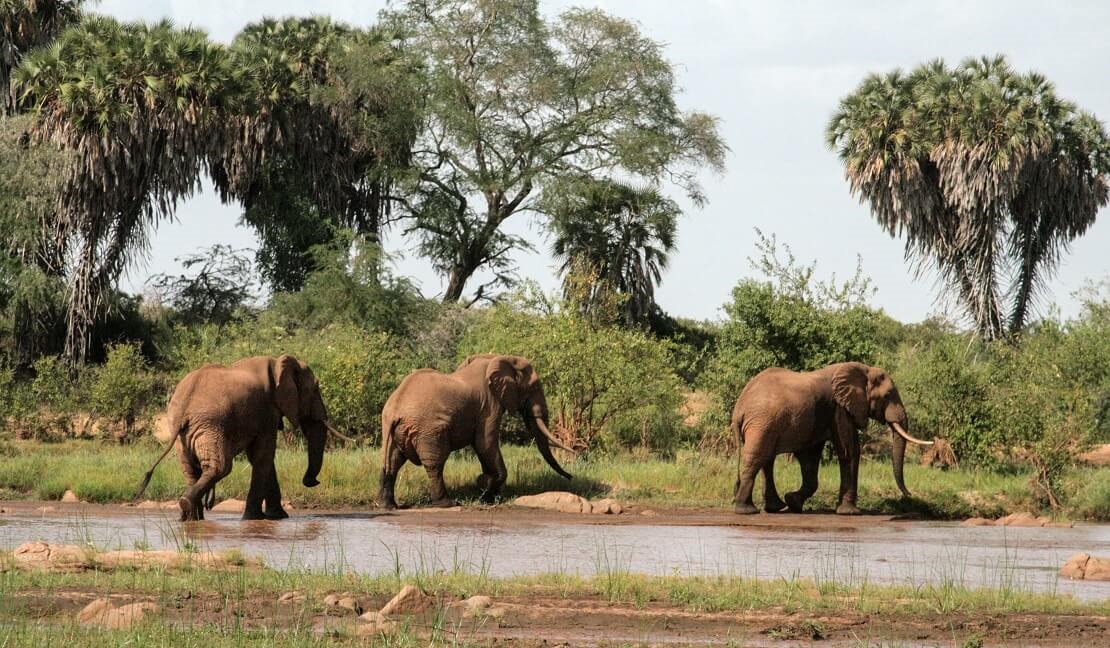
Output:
left=730, top=411, right=744, bottom=490
left=135, top=415, right=186, bottom=501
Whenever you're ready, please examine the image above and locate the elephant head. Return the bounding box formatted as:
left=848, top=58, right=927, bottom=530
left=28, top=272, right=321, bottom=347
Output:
left=830, top=362, right=933, bottom=498
left=484, top=355, right=573, bottom=480
left=272, top=354, right=329, bottom=488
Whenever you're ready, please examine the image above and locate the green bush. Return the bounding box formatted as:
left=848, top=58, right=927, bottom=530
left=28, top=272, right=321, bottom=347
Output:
left=458, top=285, right=684, bottom=455
left=87, top=342, right=159, bottom=439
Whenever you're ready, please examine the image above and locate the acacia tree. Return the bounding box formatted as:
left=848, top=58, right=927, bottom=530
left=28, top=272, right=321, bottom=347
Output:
left=827, top=56, right=1110, bottom=339
left=15, top=17, right=246, bottom=363
left=546, top=179, right=679, bottom=327
left=381, top=0, right=725, bottom=303
left=0, top=0, right=82, bottom=115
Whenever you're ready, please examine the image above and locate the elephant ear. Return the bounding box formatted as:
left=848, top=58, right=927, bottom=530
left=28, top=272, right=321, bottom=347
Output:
left=830, top=363, right=869, bottom=429
left=485, top=355, right=523, bottom=411
left=272, top=354, right=301, bottom=427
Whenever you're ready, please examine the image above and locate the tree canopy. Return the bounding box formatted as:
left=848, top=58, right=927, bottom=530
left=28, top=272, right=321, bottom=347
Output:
left=827, top=55, right=1110, bottom=339
left=381, top=0, right=726, bottom=303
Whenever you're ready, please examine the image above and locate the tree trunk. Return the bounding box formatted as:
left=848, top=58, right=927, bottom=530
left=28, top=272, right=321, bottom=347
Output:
left=443, top=264, right=472, bottom=302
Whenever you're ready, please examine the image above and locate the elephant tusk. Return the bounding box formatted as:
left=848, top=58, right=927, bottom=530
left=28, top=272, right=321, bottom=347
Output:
left=535, top=417, right=576, bottom=453
left=324, top=420, right=356, bottom=443
left=892, top=422, right=933, bottom=446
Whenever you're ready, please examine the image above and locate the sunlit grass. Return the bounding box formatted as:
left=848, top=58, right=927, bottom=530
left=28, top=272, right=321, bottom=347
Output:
left=0, top=439, right=1106, bottom=520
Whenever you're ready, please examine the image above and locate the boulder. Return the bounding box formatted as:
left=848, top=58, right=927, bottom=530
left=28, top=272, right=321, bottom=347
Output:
left=996, top=512, right=1042, bottom=527
left=590, top=498, right=623, bottom=515
left=380, top=584, right=434, bottom=616
left=211, top=498, right=246, bottom=513
left=357, top=611, right=398, bottom=635
left=513, top=491, right=590, bottom=514
left=337, top=596, right=362, bottom=614
left=78, top=599, right=159, bottom=629
left=61, top=490, right=80, bottom=503
left=457, top=595, right=492, bottom=618
left=1059, top=553, right=1110, bottom=581
left=13, top=541, right=88, bottom=568
left=961, top=517, right=994, bottom=526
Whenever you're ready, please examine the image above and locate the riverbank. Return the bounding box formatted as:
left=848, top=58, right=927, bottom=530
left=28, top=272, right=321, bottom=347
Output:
left=1, top=439, right=1107, bottom=521
left=2, top=545, right=1108, bottom=646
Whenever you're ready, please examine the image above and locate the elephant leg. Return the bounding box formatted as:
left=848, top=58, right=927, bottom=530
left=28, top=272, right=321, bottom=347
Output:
left=377, top=443, right=407, bottom=510
left=263, top=467, right=288, bottom=520
left=475, top=444, right=508, bottom=504
left=243, top=437, right=277, bottom=520
left=762, top=461, right=786, bottom=513
left=733, top=452, right=763, bottom=515
left=832, top=419, right=861, bottom=515
left=422, top=463, right=456, bottom=507
left=785, top=449, right=820, bottom=513
left=180, top=455, right=231, bottom=522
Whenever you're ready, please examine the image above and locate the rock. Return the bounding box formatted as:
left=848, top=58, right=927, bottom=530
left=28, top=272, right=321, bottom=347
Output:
left=590, top=498, right=622, bottom=515
left=13, top=541, right=88, bottom=568
left=279, top=590, right=306, bottom=603
left=61, top=490, right=80, bottom=503
left=211, top=498, right=246, bottom=513
left=357, top=611, right=398, bottom=635
left=323, top=593, right=342, bottom=606
left=337, top=596, right=362, bottom=614
left=77, top=598, right=114, bottom=622
left=1060, top=553, right=1110, bottom=581
left=996, top=511, right=1042, bottom=527
left=513, top=491, right=590, bottom=514
left=961, top=517, right=994, bottom=526
left=457, top=595, right=493, bottom=618
left=78, top=599, right=159, bottom=629
left=380, top=584, right=434, bottom=616
left=640, top=509, right=658, bottom=517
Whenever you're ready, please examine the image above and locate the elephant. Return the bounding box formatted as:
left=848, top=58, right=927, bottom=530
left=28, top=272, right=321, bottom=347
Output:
left=377, top=353, right=573, bottom=509
left=136, top=355, right=338, bottom=521
left=730, top=361, right=933, bottom=515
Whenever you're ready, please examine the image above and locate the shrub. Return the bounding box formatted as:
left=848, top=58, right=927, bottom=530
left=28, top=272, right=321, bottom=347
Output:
left=87, top=342, right=159, bottom=441
left=458, top=285, right=684, bottom=455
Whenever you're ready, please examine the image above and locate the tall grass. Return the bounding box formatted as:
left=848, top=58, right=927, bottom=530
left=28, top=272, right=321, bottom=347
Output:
left=0, top=439, right=1106, bottom=520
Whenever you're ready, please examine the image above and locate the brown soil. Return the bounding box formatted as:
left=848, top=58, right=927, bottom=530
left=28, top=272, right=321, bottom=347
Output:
left=3, top=587, right=1106, bottom=646
left=1080, top=444, right=1110, bottom=467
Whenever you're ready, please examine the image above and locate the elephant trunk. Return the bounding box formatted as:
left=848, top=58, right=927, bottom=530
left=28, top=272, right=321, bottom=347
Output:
left=889, top=423, right=910, bottom=498
left=530, top=415, right=573, bottom=480
left=302, top=419, right=326, bottom=488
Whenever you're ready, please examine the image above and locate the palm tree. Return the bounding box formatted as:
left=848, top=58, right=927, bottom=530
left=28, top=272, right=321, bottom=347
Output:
left=547, top=179, right=680, bottom=327
left=15, top=16, right=245, bottom=362
left=827, top=56, right=1110, bottom=339
left=0, top=0, right=83, bottom=115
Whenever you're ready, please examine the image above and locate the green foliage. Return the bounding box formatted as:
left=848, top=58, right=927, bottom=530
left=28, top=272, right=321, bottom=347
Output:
left=458, top=284, right=685, bottom=455
left=701, top=231, right=886, bottom=441
left=828, top=56, right=1110, bottom=338
left=147, top=245, right=257, bottom=326
left=264, top=235, right=430, bottom=338
left=86, top=342, right=158, bottom=437
left=383, top=0, right=725, bottom=301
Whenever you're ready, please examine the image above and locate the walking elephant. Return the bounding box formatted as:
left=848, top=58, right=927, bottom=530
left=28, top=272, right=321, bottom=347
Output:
left=136, top=355, right=338, bottom=521
left=731, top=362, right=933, bottom=515
left=377, top=354, right=573, bottom=509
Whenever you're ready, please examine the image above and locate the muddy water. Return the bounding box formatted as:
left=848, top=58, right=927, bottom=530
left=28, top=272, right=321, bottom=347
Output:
left=2, top=507, right=1108, bottom=602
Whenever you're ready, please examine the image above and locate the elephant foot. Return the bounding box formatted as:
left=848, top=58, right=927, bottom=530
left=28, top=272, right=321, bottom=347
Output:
left=264, top=508, right=290, bottom=520
left=178, top=497, right=201, bottom=521
left=836, top=502, right=861, bottom=516
left=241, top=509, right=270, bottom=521
left=428, top=497, right=458, bottom=508
left=784, top=492, right=806, bottom=513
left=733, top=502, right=760, bottom=515
left=764, top=497, right=787, bottom=513
left=479, top=492, right=499, bottom=505
left=476, top=474, right=493, bottom=491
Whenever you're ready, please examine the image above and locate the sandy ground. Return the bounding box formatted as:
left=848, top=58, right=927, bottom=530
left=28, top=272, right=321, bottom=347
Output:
left=5, top=584, right=1108, bottom=646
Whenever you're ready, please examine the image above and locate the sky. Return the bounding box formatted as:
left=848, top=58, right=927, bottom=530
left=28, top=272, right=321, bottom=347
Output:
left=101, top=0, right=1110, bottom=324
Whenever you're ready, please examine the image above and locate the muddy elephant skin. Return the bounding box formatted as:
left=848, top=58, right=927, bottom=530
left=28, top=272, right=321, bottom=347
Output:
left=137, top=355, right=333, bottom=521
left=731, top=362, right=932, bottom=515
left=377, top=354, right=573, bottom=508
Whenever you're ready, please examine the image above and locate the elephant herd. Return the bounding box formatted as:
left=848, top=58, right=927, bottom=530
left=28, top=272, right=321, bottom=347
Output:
left=136, top=354, right=933, bottom=521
